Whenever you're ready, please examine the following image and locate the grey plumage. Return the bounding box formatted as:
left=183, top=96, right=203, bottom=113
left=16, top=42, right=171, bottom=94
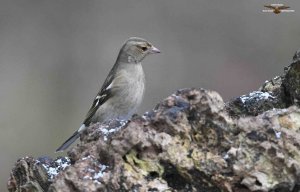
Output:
left=56, top=37, right=160, bottom=152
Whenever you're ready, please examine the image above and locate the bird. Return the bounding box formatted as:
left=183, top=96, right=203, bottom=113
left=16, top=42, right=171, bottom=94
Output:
left=264, top=4, right=290, bottom=14
left=56, top=37, right=160, bottom=152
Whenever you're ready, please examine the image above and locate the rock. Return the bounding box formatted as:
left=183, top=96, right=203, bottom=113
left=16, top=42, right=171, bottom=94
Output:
left=7, top=156, right=70, bottom=192
left=226, top=49, right=300, bottom=117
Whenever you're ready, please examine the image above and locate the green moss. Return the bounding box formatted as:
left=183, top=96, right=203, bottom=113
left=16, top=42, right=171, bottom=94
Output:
left=124, top=150, right=164, bottom=176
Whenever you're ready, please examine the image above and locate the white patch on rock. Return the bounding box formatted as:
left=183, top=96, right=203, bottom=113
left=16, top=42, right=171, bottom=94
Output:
left=98, top=120, right=127, bottom=141
left=41, top=157, right=71, bottom=180
left=240, top=91, right=275, bottom=104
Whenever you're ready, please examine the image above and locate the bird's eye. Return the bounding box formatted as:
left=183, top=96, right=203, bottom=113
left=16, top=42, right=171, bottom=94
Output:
left=140, top=46, right=147, bottom=51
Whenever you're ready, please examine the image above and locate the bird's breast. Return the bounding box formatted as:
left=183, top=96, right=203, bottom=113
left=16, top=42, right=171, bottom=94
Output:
left=115, top=63, right=145, bottom=105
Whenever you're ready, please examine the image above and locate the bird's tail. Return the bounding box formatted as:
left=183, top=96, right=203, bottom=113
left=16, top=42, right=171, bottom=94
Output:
left=56, top=130, right=80, bottom=152
left=56, top=124, right=86, bottom=152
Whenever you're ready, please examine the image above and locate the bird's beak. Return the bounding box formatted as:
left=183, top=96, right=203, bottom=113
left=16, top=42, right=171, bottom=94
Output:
left=149, top=46, right=161, bottom=54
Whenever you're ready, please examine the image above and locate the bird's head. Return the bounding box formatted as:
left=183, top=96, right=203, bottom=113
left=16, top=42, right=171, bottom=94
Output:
left=118, top=37, right=160, bottom=63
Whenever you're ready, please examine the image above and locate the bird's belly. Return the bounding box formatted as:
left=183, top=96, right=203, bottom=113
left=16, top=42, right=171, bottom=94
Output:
left=92, top=81, right=144, bottom=123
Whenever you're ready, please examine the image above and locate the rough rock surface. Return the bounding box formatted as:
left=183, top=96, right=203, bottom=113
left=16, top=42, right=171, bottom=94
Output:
left=8, top=50, right=300, bottom=192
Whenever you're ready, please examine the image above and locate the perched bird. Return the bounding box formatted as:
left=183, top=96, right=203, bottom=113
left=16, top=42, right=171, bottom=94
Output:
left=56, top=37, right=160, bottom=152
left=264, top=4, right=291, bottom=14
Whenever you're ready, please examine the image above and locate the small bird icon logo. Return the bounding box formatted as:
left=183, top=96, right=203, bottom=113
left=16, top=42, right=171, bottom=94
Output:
left=263, top=4, right=294, bottom=14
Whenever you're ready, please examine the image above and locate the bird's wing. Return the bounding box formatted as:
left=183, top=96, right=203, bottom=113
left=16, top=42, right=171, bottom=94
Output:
left=82, top=64, right=117, bottom=125
left=83, top=89, right=112, bottom=125
left=278, top=6, right=290, bottom=10
left=264, top=5, right=275, bottom=9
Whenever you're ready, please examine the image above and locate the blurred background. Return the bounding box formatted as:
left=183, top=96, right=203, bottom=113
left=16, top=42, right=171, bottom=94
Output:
left=1, top=0, right=300, bottom=190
